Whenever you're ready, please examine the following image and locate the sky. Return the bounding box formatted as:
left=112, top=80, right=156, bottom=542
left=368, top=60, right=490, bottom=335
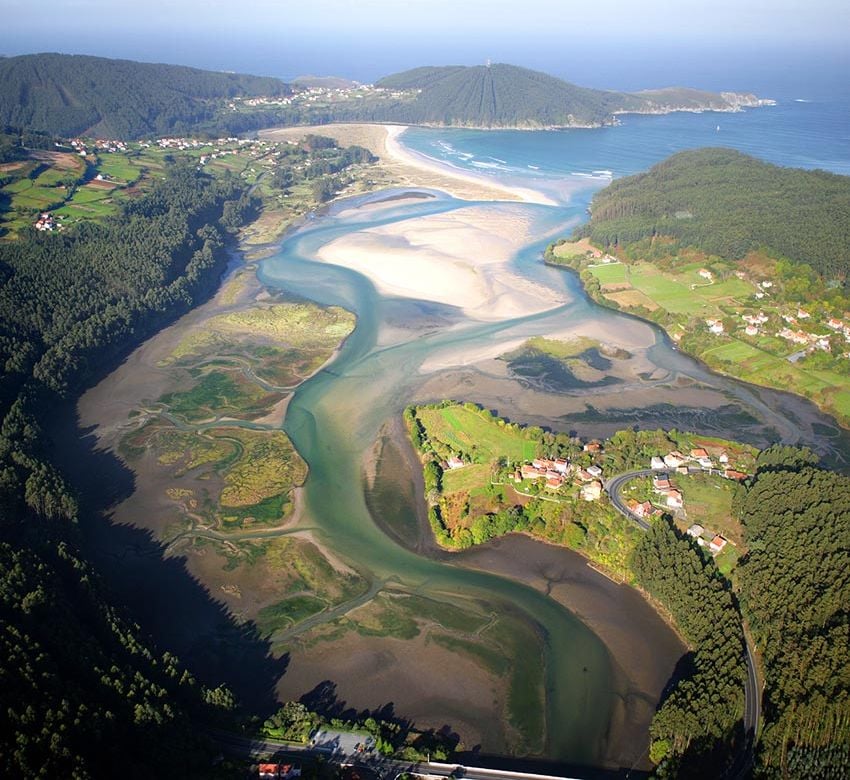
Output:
left=2, top=0, right=849, bottom=93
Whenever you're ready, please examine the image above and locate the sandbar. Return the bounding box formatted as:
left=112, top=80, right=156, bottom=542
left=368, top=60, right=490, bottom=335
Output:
left=316, top=203, right=566, bottom=321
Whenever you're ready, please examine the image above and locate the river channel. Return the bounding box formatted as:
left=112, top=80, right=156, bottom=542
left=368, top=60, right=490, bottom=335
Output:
left=250, top=182, right=848, bottom=765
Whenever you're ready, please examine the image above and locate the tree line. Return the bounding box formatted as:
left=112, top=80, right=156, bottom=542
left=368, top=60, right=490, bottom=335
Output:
left=0, top=161, right=255, bottom=776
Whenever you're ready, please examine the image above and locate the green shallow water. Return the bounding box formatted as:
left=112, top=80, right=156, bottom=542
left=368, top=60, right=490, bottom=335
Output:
left=256, top=184, right=850, bottom=762
left=258, top=191, right=618, bottom=761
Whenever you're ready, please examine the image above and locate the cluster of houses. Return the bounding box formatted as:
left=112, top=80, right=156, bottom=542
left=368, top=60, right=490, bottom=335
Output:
left=258, top=763, right=301, bottom=779
left=686, top=523, right=729, bottom=556
left=33, top=211, right=60, bottom=232
left=155, top=135, right=257, bottom=151
left=702, top=287, right=850, bottom=358
left=650, top=447, right=747, bottom=482
left=506, top=442, right=607, bottom=501
left=235, top=83, right=412, bottom=111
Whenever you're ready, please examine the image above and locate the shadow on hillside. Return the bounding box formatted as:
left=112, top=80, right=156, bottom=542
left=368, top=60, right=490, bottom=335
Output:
left=49, top=400, right=287, bottom=717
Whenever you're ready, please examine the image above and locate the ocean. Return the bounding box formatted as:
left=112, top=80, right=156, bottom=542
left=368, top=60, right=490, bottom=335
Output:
left=399, top=92, right=850, bottom=209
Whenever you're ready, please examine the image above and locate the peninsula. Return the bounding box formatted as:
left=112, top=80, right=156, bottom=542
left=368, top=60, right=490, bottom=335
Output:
left=548, top=148, right=850, bottom=428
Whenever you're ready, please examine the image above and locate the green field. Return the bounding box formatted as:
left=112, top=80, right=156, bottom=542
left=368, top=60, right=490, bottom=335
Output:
left=417, top=405, right=539, bottom=463
left=629, top=266, right=708, bottom=314
left=676, top=473, right=740, bottom=544
left=588, top=262, right=627, bottom=285
left=442, top=463, right=492, bottom=493
left=96, top=153, right=141, bottom=182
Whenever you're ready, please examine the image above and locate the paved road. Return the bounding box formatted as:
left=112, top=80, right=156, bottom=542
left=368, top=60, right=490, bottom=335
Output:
left=604, top=470, right=762, bottom=777
left=208, top=729, right=583, bottom=780
left=603, top=470, right=655, bottom=530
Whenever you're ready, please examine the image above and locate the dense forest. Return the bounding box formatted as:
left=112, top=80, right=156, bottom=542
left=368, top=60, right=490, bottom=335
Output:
left=0, top=53, right=292, bottom=138
left=737, top=447, right=850, bottom=778
left=636, top=445, right=850, bottom=779
left=576, top=148, right=850, bottom=280
left=0, top=162, right=255, bottom=775
left=370, top=64, right=641, bottom=127
left=631, top=521, right=747, bottom=776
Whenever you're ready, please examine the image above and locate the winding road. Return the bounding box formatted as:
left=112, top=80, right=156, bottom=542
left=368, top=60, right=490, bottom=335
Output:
left=603, top=469, right=761, bottom=776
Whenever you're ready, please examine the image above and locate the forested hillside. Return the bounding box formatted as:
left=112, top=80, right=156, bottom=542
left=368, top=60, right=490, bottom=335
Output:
left=0, top=55, right=771, bottom=138
left=0, top=53, right=291, bottom=138
left=371, top=63, right=641, bottom=127
left=631, top=522, right=747, bottom=776
left=737, top=447, right=850, bottom=778
left=0, top=162, right=254, bottom=774
left=577, top=148, right=850, bottom=280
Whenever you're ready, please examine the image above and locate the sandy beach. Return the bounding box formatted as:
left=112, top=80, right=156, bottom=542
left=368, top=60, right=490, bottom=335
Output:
left=260, top=123, right=556, bottom=205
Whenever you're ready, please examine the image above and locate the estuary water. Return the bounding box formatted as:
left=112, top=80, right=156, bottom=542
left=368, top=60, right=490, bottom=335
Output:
left=255, top=103, right=850, bottom=765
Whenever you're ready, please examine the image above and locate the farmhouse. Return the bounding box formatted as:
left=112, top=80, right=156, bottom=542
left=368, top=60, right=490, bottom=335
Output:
left=666, top=489, right=684, bottom=509
left=446, top=456, right=465, bottom=469
left=709, top=535, right=728, bottom=554
left=664, top=451, right=687, bottom=469
left=653, top=475, right=672, bottom=492
left=627, top=499, right=654, bottom=518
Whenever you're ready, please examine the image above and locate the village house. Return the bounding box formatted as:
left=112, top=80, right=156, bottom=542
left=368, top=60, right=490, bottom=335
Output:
left=576, top=468, right=595, bottom=482
left=745, top=324, right=759, bottom=337
left=583, top=441, right=603, bottom=454
left=581, top=481, right=603, bottom=501
left=259, top=764, right=300, bottom=780
left=653, top=475, right=672, bottom=492
left=797, top=309, right=811, bottom=319
left=546, top=475, right=565, bottom=490
left=706, top=318, right=725, bottom=335
left=663, top=451, right=687, bottom=469
left=666, top=489, right=684, bottom=509
left=650, top=456, right=666, bottom=470
left=627, top=499, right=654, bottom=519
left=709, top=535, right=728, bottom=554
left=724, top=469, right=748, bottom=481
left=686, top=523, right=704, bottom=538
left=718, top=452, right=729, bottom=464
left=520, top=464, right=544, bottom=480
left=828, top=318, right=845, bottom=331
left=553, top=458, right=570, bottom=474
left=586, top=464, right=603, bottom=478
left=777, top=327, right=811, bottom=346
left=698, top=268, right=713, bottom=280
left=34, top=212, right=58, bottom=232
left=690, top=448, right=708, bottom=459
left=446, top=456, right=464, bottom=470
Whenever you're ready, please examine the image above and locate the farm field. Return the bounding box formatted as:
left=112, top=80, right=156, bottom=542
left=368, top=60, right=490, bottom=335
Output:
left=573, top=251, right=850, bottom=427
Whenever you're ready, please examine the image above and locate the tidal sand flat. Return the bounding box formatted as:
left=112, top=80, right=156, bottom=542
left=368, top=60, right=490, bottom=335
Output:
left=316, top=204, right=566, bottom=320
